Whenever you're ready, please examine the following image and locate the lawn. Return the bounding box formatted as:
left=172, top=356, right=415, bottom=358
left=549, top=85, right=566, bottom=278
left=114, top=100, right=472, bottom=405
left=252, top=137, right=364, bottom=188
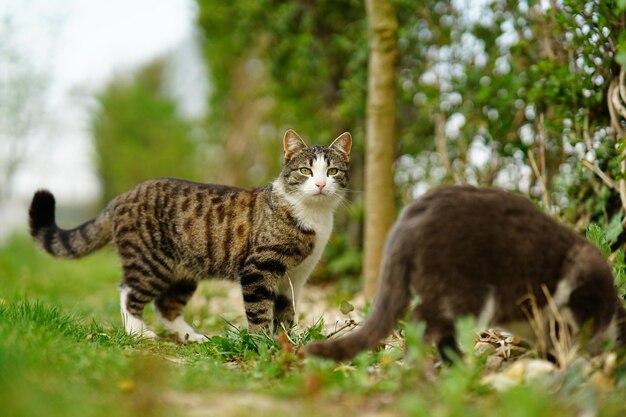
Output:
left=1, top=234, right=626, bottom=417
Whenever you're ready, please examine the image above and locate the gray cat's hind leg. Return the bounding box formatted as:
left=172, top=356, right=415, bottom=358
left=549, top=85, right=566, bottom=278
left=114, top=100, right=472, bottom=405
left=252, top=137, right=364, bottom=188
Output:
left=414, top=304, right=463, bottom=364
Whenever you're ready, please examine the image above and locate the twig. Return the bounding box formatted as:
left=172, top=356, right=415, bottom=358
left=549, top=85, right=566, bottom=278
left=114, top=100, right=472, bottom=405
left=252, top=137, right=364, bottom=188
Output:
left=435, top=112, right=461, bottom=184
left=286, top=273, right=297, bottom=318
left=525, top=114, right=551, bottom=208
left=611, top=79, right=626, bottom=120
left=583, top=109, right=592, bottom=153
left=619, top=160, right=626, bottom=213
left=528, top=149, right=550, bottom=208
left=541, top=285, right=577, bottom=369
left=325, top=319, right=357, bottom=339
left=619, top=67, right=626, bottom=106
left=538, top=114, right=550, bottom=208
left=518, top=290, right=548, bottom=360
left=607, top=81, right=624, bottom=137
left=528, top=151, right=541, bottom=186
left=606, top=69, right=626, bottom=212
left=581, top=159, right=616, bottom=189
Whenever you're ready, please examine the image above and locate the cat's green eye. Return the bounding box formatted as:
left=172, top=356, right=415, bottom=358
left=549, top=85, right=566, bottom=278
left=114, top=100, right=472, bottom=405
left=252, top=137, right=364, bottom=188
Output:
left=327, top=168, right=339, bottom=176
left=299, top=167, right=313, bottom=175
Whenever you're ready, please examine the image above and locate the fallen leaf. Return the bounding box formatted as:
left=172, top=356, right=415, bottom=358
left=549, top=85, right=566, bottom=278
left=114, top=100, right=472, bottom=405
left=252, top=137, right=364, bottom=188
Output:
left=118, top=379, right=135, bottom=392
left=340, top=300, right=354, bottom=315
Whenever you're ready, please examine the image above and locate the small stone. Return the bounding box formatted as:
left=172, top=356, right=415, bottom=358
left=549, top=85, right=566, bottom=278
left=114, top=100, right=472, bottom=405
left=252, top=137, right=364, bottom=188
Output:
left=485, top=354, right=505, bottom=372
left=502, top=361, right=525, bottom=382
left=481, top=373, right=519, bottom=392
left=523, top=359, right=556, bottom=381
left=590, top=371, right=614, bottom=394
left=509, top=335, right=522, bottom=345
left=474, top=341, right=496, bottom=356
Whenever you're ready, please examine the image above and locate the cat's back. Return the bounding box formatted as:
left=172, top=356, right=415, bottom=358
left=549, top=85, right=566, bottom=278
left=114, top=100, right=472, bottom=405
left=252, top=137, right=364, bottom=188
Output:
left=405, top=186, right=574, bottom=240
left=399, top=186, right=585, bottom=284
left=111, top=177, right=261, bottom=213
left=110, top=177, right=320, bottom=278
left=408, top=186, right=540, bottom=220
left=110, top=178, right=263, bottom=266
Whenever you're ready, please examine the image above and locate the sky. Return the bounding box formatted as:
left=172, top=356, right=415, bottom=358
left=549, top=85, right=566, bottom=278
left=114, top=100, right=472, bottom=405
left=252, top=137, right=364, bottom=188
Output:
left=0, top=0, right=206, bottom=240
left=1, top=0, right=201, bottom=203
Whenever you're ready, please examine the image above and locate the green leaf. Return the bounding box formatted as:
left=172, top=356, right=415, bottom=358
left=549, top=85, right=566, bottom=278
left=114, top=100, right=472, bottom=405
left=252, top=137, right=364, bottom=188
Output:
left=613, top=250, right=626, bottom=289
left=616, top=51, right=626, bottom=68
left=586, top=223, right=611, bottom=258
left=606, top=213, right=624, bottom=245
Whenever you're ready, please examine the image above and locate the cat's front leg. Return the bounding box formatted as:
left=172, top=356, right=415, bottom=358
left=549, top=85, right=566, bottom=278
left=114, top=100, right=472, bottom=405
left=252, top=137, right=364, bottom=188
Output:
left=273, top=293, right=295, bottom=331
left=273, top=265, right=313, bottom=330
left=240, top=260, right=282, bottom=333
left=243, top=289, right=276, bottom=333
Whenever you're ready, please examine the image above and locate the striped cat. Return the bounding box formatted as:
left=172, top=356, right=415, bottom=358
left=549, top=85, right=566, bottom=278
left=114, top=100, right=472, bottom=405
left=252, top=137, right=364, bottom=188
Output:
left=29, top=129, right=351, bottom=342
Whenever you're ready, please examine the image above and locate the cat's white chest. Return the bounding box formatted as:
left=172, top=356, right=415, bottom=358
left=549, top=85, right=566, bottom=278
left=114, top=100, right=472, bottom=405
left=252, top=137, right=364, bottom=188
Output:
left=304, top=211, right=333, bottom=262
left=272, top=179, right=339, bottom=299
left=285, top=207, right=334, bottom=295
left=297, top=207, right=333, bottom=266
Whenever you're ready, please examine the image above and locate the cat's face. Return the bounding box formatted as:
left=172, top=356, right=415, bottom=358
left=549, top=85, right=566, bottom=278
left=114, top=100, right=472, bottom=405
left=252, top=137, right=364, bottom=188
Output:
left=279, top=130, right=351, bottom=205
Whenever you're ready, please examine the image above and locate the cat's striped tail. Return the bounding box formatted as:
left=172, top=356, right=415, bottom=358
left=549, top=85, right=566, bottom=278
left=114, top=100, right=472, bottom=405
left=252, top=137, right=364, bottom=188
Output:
left=304, top=220, right=412, bottom=361
left=29, top=190, right=113, bottom=259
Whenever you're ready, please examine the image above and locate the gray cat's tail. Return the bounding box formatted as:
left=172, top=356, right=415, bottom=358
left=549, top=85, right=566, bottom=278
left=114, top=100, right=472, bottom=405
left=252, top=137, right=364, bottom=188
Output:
left=305, top=222, right=412, bottom=361
left=29, top=190, right=113, bottom=259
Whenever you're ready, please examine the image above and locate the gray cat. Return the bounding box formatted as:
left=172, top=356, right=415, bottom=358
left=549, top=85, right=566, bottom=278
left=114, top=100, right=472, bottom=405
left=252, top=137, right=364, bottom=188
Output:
left=306, top=186, right=626, bottom=361
left=29, top=129, right=351, bottom=342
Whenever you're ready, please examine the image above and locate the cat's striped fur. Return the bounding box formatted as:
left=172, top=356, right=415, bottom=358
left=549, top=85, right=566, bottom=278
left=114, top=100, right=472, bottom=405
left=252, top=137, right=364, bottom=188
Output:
left=29, top=130, right=351, bottom=342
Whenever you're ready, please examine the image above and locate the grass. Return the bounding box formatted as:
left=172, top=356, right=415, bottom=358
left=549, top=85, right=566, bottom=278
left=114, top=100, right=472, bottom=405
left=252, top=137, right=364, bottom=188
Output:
left=1, top=233, right=626, bottom=417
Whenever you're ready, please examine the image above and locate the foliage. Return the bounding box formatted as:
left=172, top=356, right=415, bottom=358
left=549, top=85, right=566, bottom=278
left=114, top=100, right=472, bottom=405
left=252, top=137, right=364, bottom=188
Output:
left=587, top=218, right=626, bottom=298
left=393, top=0, right=625, bottom=218
left=192, top=0, right=626, bottom=287
left=0, top=234, right=121, bottom=320
left=91, top=60, right=199, bottom=203
left=195, top=0, right=371, bottom=281
left=196, top=0, right=367, bottom=140
left=0, top=17, right=49, bottom=201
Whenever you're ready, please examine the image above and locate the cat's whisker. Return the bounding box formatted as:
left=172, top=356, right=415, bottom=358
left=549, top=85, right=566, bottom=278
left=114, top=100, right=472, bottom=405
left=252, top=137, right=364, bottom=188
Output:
left=335, top=196, right=352, bottom=209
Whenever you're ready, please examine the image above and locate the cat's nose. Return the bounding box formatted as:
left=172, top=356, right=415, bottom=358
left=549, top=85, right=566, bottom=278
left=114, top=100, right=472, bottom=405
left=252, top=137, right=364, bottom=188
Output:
left=315, top=181, right=326, bottom=191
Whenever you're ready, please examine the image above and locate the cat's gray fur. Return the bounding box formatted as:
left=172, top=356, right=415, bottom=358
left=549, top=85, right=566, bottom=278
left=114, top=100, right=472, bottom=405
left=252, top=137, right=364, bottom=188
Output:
left=306, top=186, right=626, bottom=361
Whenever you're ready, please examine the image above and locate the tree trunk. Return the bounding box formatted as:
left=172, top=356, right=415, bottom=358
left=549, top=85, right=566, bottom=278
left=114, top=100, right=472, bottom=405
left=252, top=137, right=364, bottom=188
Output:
left=362, top=0, right=398, bottom=298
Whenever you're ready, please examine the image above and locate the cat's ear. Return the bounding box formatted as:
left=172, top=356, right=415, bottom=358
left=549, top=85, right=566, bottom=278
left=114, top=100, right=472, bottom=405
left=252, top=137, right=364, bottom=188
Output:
left=330, top=132, right=352, bottom=163
left=283, top=129, right=308, bottom=161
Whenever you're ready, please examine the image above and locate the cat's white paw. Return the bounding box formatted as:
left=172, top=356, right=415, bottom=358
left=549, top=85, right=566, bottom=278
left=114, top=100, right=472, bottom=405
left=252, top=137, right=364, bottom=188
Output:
left=154, top=309, right=207, bottom=343
left=120, top=288, right=157, bottom=339
left=123, top=321, right=157, bottom=339
left=178, top=332, right=210, bottom=344
left=139, top=329, right=158, bottom=339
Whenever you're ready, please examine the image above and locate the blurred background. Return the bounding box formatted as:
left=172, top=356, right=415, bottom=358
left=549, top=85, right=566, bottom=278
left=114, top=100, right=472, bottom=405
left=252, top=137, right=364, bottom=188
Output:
left=2, top=0, right=626, bottom=287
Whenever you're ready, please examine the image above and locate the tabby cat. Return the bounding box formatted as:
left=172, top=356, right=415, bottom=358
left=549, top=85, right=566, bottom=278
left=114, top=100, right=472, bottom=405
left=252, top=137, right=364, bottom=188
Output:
left=306, top=186, right=626, bottom=361
left=29, top=129, right=351, bottom=342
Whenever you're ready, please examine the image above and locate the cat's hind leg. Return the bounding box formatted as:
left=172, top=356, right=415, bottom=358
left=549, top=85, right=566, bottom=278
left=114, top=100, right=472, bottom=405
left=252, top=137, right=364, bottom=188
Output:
left=118, top=253, right=173, bottom=339
left=414, top=303, right=462, bottom=364
left=120, top=286, right=158, bottom=339
left=154, top=280, right=208, bottom=343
